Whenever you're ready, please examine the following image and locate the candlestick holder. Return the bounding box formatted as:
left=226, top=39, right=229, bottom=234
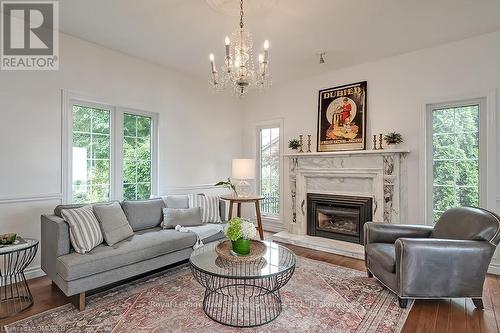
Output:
left=298, top=135, right=304, bottom=153
left=378, top=133, right=383, bottom=150
left=372, top=135, right=378, bottom=150
left=307, top=135, right=312, bottom=153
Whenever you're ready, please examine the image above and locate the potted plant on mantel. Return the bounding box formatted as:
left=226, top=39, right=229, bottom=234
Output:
left=224, top=217, right=257, bottom=256
left=288, top=139, right=301, bottom=152
left=384, top=132, right=403, bottom=149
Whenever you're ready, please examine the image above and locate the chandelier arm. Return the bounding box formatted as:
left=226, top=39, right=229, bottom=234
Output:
left=240, top=0, right=244, bottom=29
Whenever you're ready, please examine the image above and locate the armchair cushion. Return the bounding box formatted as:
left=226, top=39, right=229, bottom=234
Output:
left=431, top=207, right=500, bottom=243
left=366, top=243, right=395, bottom=273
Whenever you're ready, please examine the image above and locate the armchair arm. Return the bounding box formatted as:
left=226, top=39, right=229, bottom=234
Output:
left=364, top=222, right=433, bottom=244
left=395, top=238, right=495, bottom=297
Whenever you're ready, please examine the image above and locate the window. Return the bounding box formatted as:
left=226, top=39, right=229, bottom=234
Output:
left=65, top=96, right=158, bottom=204
left=71, top=105, right=111, bottom=203
left=123, top=114, right=153, bottom=200
left=258, top=126, right=281, bottom=216
left=427, top=100, right=484, bottom=223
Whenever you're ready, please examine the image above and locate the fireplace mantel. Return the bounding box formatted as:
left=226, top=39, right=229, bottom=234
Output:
left=274, top=149, right=409, bottom=259
left=282, top=148, right=410, bottom=158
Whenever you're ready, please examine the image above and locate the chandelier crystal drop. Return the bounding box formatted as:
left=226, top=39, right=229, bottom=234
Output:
left=208, top=0, right=271, bottom=97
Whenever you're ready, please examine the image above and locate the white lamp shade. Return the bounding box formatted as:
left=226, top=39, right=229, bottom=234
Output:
left=232, top=159, right=255, bottom=180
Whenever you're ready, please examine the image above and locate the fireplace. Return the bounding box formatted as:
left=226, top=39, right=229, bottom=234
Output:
left=307, top=193, right=372, bottom=244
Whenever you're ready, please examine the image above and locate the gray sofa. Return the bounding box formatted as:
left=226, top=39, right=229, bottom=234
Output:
left=364, top=207, right=500, bottom=309
left=41, top=196, right=226, bottom=310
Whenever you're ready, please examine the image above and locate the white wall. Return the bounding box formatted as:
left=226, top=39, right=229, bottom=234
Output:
left=0, top=33, right=243, bottom=277
left=242, top=31, right=500, bottom=262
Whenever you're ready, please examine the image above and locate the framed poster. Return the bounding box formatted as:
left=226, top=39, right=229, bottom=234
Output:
left=317, top=81, right=367, bottom=152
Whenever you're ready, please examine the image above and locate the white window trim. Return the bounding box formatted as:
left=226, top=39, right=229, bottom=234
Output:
left=62, top=90, right=159, bottom=204
left=255, top=119, right=284, bottom=224
left=420, top=91, right=497, bottom=225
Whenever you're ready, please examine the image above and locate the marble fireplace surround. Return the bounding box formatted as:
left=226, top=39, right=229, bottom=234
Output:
left=273, top=149, right=409, bottom=259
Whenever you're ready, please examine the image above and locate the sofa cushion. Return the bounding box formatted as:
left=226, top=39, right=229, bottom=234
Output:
left=165, top=195, right=189, bottom=209
left=188, top=194, right=222, bottom=223
left=93, top=202, right=134, bottom=246
left=60, top=205, right=104, bottom=254
left=201, top=227, right=226, bottom=243
left=56, top=229, right=197, bottom=281
left=162, top=207, right=203, bottom=229
left=121, top=199, right=166, bottom=231
left=366, top=243, right=396, bottom=273
left=54, top=202, right=115, bottom=218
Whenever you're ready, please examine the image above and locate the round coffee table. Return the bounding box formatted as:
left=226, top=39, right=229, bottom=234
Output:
left=190, top=240, right=296, bottom=327
left=0, top=238, right=39, bottom=318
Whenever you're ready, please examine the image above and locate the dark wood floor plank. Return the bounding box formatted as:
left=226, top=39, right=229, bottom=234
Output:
left=401, top=300, right=440, bottom=333
left=466, top=298, right=483, bottom=333
left=487, top=275, right=500, bottom=331
left=449, top=298, right=467, bottom=333
left=434, top=299, right=451, bottom=333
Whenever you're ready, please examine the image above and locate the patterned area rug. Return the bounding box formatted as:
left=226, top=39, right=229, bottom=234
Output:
left=6, top=257, right=411, bottom=333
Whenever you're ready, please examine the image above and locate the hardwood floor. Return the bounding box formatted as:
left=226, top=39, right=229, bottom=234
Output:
left=1, top=236, right=498, bottom=332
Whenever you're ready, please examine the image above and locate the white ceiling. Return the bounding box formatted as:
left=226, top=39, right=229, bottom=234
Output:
left=59, top=0, right=500, bottom=82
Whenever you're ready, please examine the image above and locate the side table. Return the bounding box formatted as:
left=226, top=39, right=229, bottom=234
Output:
left=0, top=238, right=39, bottom=318
left=220, top=195, right=265, bottom=240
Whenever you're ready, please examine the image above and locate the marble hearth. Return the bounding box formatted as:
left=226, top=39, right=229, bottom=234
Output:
left=273, top=149, right=409, bottom=259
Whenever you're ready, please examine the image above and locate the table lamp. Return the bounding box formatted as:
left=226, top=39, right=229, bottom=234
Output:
left=232, top=159, right=255, bottom=198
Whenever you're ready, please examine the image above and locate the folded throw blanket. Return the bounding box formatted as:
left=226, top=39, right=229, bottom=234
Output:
left=175, top=224, right=224, bottom=249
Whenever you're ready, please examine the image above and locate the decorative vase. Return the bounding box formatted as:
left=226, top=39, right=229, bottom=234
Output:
left=232, top=238, right=250, bottom=255
left=386, top=143, right=397, bottom=149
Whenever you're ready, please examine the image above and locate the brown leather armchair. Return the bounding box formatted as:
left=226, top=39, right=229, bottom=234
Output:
left=364, top=207, right=500, bottom=309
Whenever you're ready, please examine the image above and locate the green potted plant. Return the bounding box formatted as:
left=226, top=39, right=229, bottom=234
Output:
left=214, top=178, right=237, bottom=196
left=384, top=132, right=403, bottom=148
left=224, top=217, right=257, bottom=255
left=288, top=138, right=301, bottom=152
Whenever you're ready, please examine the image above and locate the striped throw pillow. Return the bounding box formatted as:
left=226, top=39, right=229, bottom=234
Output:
left=188, top=194, right=222, bottom=223
left=61, top=205, right=104, bottom=254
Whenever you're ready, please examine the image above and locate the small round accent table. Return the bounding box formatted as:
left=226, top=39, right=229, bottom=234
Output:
left=220, top=194, right=265, bottom=240
left=0, top=238, right=39, bottom=318
left=190, top=240, right=296, bottom=327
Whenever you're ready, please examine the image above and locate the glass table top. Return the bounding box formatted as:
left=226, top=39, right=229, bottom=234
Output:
left=190, top=240, right=296, bottom=279
left=0, top=238, right=38, bottom=255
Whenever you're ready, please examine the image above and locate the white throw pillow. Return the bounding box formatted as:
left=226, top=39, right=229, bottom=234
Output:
left=188, top=194, right=222, bottom=223
left=61, top=205, right=104, bottom=254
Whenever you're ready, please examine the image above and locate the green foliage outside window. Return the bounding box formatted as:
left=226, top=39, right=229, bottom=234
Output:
left=260, top=128, right=280, bottom=215
left=72, top=105, right=111, bottom=203
left=123, top=114, right=152, bottom=200
left=432, top=105, right=479, bottom=223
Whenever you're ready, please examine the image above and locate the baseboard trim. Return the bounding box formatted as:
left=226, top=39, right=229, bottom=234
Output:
left=262, top=219, right=286, bottom=233
left=488, top=263, right=500, bottom=276
left=24, top=266, right=45, bottom=280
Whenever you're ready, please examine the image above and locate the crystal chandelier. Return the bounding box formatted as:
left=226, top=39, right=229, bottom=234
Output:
left=209, top=0, right=271, bottom=97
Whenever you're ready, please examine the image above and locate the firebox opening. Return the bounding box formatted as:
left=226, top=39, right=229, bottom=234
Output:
left=307, top=193, right=373, bottom=245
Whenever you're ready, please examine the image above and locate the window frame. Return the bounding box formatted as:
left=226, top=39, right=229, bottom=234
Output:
left=255, top=120, right=284, bottom=220
left=62, top=92, right=158, bottom=204
left=424, top=97, right=490, bottom=225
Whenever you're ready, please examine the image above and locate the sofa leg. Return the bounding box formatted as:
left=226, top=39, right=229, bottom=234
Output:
left=472, top=298, right=484, bottom=310
left=398, top=297, right=409, bottom=309
left=367, top=270, right=373, bottom=278
left=71, top=292, right=86, bottom=311
left=50, top=280, right=58, bottom=291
